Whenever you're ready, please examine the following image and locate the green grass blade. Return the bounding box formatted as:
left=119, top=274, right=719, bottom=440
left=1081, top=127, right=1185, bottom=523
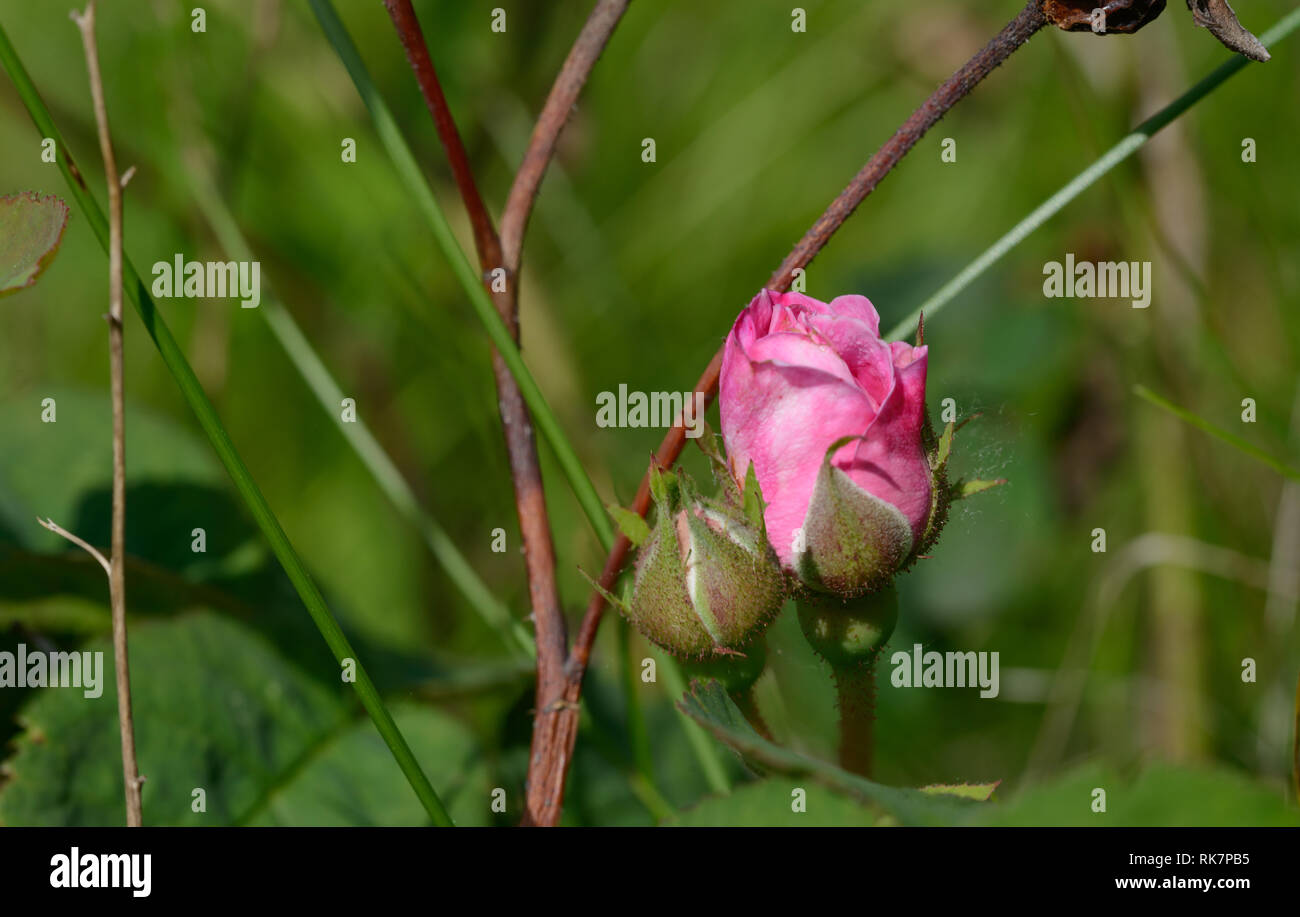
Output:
left=1134, top=386, right=1300, bottom=483
left=185, top=160, right=535, bottom=659
left=0, top=20, right=454, bottom=827
left=309, top=0, right=615, bottom=552
left=884, top=6, right=1300, bottom=343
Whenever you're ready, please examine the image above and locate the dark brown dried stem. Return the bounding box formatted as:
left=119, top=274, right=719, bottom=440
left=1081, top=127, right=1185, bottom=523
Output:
left=72, top=0, right=143, bottom=828
left=565, top=0, right=1050, bottom=797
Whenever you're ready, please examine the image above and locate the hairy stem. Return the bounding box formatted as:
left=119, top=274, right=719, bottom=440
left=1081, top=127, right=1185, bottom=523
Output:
left=834, top=663, right=877, bottom=777
left=72, top=0, right=142, bottom=828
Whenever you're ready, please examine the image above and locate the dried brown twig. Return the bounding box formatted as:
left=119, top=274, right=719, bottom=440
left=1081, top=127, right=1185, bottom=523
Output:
left=71, top=0, right=143, bottom=828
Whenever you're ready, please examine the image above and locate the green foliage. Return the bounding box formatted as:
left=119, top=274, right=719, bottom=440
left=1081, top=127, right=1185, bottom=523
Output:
left=0, top=612, right=495, bottom=827
left=920, top=782, right=1000, bottom=801
left=977, top=763, right=1299, bottom=827
left=1134, top=384, right=1300, bottom=482
left=667, top=779, right=883, bottom=827
left=1, top=612, right=347, bottom=826
left=247, top=703, right=490, bottom=827
left=678, top=680, right=978, bottom=825
left=607, top=503, right=651, bottom=547
left=0, top=0, right=1297, bottom=827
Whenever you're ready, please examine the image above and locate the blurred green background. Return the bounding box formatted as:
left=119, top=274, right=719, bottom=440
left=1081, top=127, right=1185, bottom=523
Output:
left=1, top=0, right=1298, bottom=825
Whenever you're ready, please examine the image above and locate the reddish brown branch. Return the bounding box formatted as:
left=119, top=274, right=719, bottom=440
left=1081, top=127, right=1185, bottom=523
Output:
left=499, top=0, right=631, bottom=271
left=385, top=0, right=635, bottom=827
left=383, top=0, right=501, bottom=267
left=384, top=0, right=568, bottom=824
left=767, top=0, right=1046, bottom=290
left=555, top=0, right=1050, bottom=808
left=501, top=0, right=631, bottom=828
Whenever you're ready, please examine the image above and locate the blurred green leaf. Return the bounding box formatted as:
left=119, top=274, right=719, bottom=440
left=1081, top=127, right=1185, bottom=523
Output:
left=0, top=546, right=247, bottom=635
left=0, top=612, right=500, bottom=826
left=246, top=703, right=490, bottom=827
left=0, top=388, right=249, bottom=563
left=978, top=763, right=1299, bottom=827
left=667, top=779, right=882, bottom=826
left=677, top=679, right=974, bottom=825
left=0, top=612, right=345, bottom=825
left=0, top=191, right=68, bottom=298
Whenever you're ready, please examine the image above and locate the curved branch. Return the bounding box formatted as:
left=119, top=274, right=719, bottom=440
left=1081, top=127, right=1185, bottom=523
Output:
left=383, top=0, right=502, bottom=268
left=499, top=0, right=631, bottom=272
left=383, top=0, right=579, bottom=826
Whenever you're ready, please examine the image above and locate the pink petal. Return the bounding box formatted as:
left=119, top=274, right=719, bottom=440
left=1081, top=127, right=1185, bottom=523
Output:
left=721, top=340, right=873, bottom=568
left=846, top=345, right=932, bottom=544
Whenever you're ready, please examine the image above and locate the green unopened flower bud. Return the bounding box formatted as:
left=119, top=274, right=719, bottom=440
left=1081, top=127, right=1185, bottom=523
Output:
left=794, top=439, right=914, bottom=599
left=608, top=467, right=785, bottom=660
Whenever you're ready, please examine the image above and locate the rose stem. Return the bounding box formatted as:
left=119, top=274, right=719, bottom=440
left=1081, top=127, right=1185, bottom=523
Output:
left=834, top=663, right=878, bottom=777
left=565, top=0, right=1050, bottom=799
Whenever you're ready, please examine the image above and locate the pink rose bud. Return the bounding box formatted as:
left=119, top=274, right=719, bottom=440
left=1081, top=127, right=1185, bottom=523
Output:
left=720, top=289, right=938, bottom=597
